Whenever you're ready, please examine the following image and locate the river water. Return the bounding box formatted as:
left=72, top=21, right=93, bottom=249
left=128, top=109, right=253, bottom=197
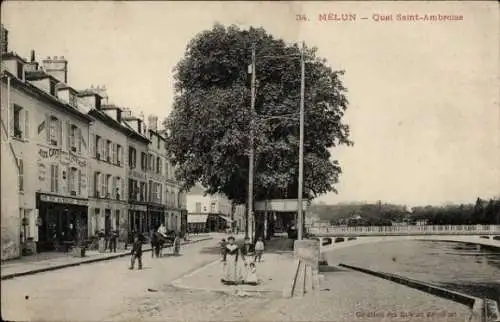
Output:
left=325, top=240, right=500, bottom=301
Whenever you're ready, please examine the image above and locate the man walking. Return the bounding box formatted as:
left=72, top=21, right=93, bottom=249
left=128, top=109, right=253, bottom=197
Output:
left=254, top=237, right=265, bottom=262
left=129, top=234, right=143, bottom=270
left=109, top=230, right=118, bottom=253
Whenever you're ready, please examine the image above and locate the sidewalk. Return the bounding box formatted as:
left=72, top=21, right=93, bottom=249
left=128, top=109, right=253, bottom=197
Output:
left=171, top=252, right=296, bottom=296
left=1, top=235, right=213, bottom=280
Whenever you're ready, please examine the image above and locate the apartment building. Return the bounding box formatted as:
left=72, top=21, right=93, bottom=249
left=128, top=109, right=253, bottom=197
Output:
left=122, top=110, right=150, bottom=235
left=1, top=50, right=93, bottom=253
left=86, top=101, right=129, bottom=241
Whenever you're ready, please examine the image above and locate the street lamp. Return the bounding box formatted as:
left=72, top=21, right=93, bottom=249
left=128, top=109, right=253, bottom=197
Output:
left=247, top=41, right=306, bottom=241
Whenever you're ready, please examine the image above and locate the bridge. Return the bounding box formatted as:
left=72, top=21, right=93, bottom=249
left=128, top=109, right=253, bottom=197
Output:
left=308, top=225, right=500, bottom=254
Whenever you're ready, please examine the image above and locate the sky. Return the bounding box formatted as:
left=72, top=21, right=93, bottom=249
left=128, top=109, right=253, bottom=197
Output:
left=2, top=1, right=499, bottom=207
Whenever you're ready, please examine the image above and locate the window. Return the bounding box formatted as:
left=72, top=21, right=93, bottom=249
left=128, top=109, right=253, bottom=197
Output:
left=149, top=154, right=155, bottom=171
left=195, top=202, right=202, bottom=213
left=69, top=167, right=78, bottom=195
left=156, top=157, right=161, bottom=174
left=13, top=105, right=24, bottom=139
left=140, top=182, right=146, bottom=201
left=106, top=174, right=112, bottom=198
left=70, top=125, right=78, bottom=152
left=128, top=179, right=135, bottom=200
left=141, top=152, right=147, bottom=170
left=49, top=116, right=59, bottom=146
left=78, top=170, right=82, bottom=196
left=18, top=158, right=23, bottom=191
left=159, top=184, right=163, bottom=203
left=94, top=172, right=101, bottom=197
left=106, top=140, right=112, bottom=162
left=116, top=177, right=121, bottom=199
left=95, top=136, right=101, bottom=159
left=129, top=147, right=136, bottom=169
left=148, top=181, right=153, bottom=202
left=117, top=145, right=122, bottom=166
left=157, top=137, right=160, bottom=149
left=50, top=164, right=59, bottom=193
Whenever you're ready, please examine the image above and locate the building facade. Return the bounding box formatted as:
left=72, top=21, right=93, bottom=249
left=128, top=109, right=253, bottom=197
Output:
left=122, top=110, right=150, bottom=236
left=2, top=51, right=93, bottom=253
left=87, top=103, right=129, bottom=241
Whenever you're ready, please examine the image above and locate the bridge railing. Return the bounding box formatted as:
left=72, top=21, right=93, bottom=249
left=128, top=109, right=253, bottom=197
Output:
left=308, top=225, right=500, bottom=235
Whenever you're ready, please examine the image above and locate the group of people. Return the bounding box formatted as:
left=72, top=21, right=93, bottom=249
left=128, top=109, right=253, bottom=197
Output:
left=219, top=236, right=265, bottom=285
left=128, top=224, right=181, bottom=270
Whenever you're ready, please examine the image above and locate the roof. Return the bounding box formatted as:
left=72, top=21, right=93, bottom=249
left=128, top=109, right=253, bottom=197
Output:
left=187, top=214, right=209, bottom=224
left=1, top=52, right=27, bottom=63
left=2, top=70, right=92, bottom=123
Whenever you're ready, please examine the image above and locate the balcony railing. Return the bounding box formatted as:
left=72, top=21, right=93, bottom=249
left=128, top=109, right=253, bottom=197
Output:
left=308, top=225, right=500, bottom=236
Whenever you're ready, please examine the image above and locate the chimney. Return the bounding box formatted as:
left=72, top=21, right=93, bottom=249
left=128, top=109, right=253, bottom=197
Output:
left=1, top=25, right=8, bottom=54
left=42, top=55, right=68, bottom=83
left=148, top=115, right=158, bottom=132
left=24, top=49, right=39, bottom=72
left=93, top=85, right=109, bottom=104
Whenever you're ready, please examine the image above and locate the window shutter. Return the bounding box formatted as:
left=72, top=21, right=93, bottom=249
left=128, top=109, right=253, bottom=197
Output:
left=112, top=143, right=117, bottom=164
left=89, top=172, right=94, bottom=197
left=60, top=166, right=67, bottom=194
left=101, top=173, right=105, bottom=198
left=78, top=128, right=82, bottom=153
left=8, top=104, right=14, bottom=136
left=90, top=134, right=95, bottom=157
left=58, top=120, right=63, bottom=147
left=121, top=179, right=125, bottom=201
left=24, top=110, right=30, bottom=139
left=112, top=177, right=117, bottom=198
left=45, top=114, right=50, bottom=142
left=78, top=169, right=82, bottom=195
left=66, top=122, right=71, bottom=151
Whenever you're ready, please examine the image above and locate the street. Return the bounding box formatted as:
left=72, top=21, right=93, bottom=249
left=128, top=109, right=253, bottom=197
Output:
left=2, top=238, right=266, bottom=321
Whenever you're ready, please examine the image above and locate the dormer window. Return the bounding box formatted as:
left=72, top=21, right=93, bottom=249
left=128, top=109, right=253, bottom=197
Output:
left=49, top=80, right=57, bottom=96
left=16, top=61, right=24, bottom=80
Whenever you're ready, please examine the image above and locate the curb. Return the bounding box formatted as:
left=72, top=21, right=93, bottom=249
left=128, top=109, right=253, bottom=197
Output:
left=1, top=237, right=213, bottom=281
left=338, top=263, right=487, bottom=322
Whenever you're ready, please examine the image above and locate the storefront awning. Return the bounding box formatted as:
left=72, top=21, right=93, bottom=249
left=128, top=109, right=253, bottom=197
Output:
left=188, top=214, right=209, bottom=224
left=219, top=215, right=233, bottom=223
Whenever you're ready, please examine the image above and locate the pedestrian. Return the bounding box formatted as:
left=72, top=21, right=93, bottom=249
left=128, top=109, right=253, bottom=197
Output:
left=109, top=230, right=118, bottom=253
left=129, top=234, right=143, bottom=270
left=245, top=262, right=259, bottom=285
left=173, top=234, right=180, bottom=255
left=219, top=238, right=227, bottom=261
left=254, top=237, right=264, bottom=262
left=244, top=237, right=252, bottom=255
left=221, top=236, right=246, bottom=285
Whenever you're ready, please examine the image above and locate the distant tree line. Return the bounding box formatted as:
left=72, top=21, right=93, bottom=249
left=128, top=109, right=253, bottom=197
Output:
left=309, top=198, right=500, bottom=226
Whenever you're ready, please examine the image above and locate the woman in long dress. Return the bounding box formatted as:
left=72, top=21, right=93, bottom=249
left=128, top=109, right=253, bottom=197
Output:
left=221, top=236, right=246, bottom=285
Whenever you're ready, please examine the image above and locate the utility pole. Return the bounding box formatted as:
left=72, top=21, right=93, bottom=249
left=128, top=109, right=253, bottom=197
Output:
left=297, top=41, right=305, bottom=240
left=246, top=43, right=256, bottom=241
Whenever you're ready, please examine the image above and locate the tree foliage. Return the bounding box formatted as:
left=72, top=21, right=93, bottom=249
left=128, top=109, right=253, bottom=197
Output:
left=164, top=24, right=352, bottom=203
left=309, top=198, right=500, bottom=226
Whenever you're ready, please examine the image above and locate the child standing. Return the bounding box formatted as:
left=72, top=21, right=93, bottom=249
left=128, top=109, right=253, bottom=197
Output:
left=245, top=262, right=258, bottom=285
left=129, top=234, right=143, bottom=270
left=254, top=237, right=265, bottom=262
left=219, top=238, right=227, bottom=261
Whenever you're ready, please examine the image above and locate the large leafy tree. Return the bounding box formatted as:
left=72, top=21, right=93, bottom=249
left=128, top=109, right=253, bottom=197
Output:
left=164, top=24, right=353, bottom=204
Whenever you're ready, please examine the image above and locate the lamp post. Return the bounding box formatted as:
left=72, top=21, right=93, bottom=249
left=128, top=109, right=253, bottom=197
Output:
left=246, top=41, right=306, bottom=241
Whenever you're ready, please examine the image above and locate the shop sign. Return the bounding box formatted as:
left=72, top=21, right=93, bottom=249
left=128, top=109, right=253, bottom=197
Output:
left=38, top=146, right=86, bottom=168
left=129, top=204, right=147, bottom=211
left=39, top=194, right=88, bottom=206
left=128, top=170, right=146, bottom=180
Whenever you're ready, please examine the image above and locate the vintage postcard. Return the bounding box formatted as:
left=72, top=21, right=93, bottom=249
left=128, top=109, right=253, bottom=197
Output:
left=1, top=1, right=499, bottom=321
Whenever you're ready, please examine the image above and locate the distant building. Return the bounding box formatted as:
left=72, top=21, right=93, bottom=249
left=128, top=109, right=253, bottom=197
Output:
left=186, top=184, right=239, bottom=232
